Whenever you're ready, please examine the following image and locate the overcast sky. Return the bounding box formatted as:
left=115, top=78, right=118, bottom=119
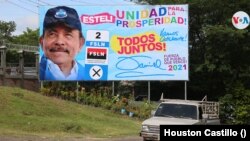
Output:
left=0, top=0, right=136, bottom=35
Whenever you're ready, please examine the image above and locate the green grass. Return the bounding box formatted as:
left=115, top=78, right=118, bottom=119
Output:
left=0, top=86, right=141, bottom=138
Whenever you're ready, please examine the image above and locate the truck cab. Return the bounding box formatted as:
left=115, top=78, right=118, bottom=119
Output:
left=140, top=96, right=220, bottom=141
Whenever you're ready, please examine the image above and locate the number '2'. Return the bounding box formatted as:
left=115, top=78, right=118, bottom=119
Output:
left=96, top=32, right=101, bottom=39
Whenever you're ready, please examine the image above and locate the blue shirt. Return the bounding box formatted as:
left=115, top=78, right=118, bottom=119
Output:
left=39, top=55, right=85, bottom=81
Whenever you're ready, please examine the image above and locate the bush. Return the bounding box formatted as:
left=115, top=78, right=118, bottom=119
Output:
left=40, top=87, right=50, bottom=96
left=41, top=84, right=155, bottom=119
left=219, top=82, right=250, bottom=124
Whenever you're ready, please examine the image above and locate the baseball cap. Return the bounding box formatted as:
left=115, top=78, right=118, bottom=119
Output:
left=43, top=6, right=82, bottom=32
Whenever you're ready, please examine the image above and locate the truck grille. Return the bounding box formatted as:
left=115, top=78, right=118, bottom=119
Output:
left=148, top=125, right=159, bottom=133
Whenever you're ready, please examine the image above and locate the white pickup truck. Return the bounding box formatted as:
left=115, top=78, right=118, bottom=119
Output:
left=140, top=96, right=220, bottom=141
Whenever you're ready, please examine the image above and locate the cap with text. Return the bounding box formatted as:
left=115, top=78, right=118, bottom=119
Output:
left=43, top=6, right=82, bottom=32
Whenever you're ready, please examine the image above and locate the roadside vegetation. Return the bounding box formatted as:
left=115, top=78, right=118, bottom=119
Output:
left=0, top=86, right=142, bottom=138
left=0, top=0, right=249, bottom=125
left=40, top=81, right=250, bottom=124
left=40, top=82, right=157, bottom=120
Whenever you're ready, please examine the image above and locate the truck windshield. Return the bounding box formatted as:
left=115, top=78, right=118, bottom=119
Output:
left=154, top=103, right=197, bottom=120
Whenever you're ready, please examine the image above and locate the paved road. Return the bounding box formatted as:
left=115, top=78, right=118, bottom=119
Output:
left=0, top=136, right=143, bottom=141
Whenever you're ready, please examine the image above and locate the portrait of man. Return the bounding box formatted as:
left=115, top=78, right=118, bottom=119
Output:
left=39, top=6, right=85, bottom=80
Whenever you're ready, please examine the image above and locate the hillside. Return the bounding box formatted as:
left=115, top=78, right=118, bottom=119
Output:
left=0, top=86, right=141, bottom=139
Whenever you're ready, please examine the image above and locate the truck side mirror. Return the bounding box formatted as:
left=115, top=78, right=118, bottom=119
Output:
left=151, top=110, right=156, bottom=116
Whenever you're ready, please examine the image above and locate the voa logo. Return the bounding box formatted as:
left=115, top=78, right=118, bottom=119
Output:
left=232, top=11, right=249, bottom=29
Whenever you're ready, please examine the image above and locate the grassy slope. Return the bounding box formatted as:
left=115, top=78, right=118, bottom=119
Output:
left=0, top=86, right=141, bottom=138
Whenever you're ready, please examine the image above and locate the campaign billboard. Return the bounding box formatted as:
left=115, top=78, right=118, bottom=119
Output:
left=39, top=5, right=189, bottom=81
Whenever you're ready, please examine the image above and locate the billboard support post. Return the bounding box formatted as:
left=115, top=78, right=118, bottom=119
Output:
left=76, top=81, right=79, bottom=102
left=184, top=81, right=187, bottom=100
left=148, top=81, right=150, bottom=103
left=112, top=81, right=114, bottom=96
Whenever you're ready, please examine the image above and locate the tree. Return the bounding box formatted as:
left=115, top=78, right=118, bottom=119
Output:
left=12, top=28, right=39, bottom=46
left=0, top=20, right=16, bottom=42
left=187, top=0, right=250, bottom=101
left=220, top=82, right=250, bottom=124
left=4, top=28, right=39, bottom=67
left=141, top=0, right=250, bottom=123
left=141, top=0, right=250, bottom=95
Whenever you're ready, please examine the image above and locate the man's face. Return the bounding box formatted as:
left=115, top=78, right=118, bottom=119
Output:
left=40, top=24, right=84, bottom=66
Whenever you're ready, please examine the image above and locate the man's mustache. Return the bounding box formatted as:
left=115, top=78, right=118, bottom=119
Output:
left=49, top=47, right=69, bottom=54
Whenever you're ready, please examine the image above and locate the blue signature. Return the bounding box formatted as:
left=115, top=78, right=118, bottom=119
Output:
left=115, top=55, right=174, bottom=78
left=160, top=28, right=186, bottom=42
